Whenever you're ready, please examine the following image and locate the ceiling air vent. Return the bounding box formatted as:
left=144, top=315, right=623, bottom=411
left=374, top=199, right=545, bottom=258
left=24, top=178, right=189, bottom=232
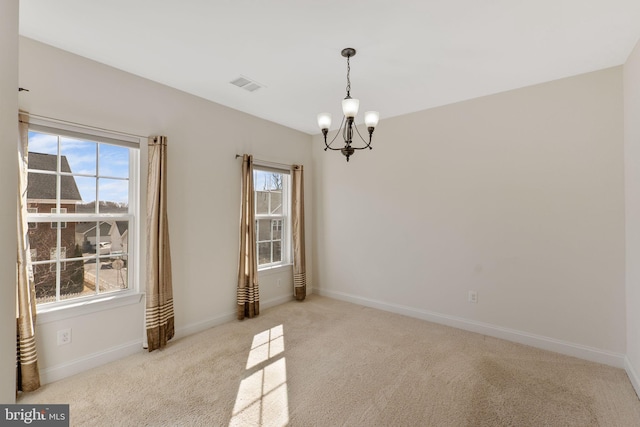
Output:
left=230, top=76, right=263, bottom=92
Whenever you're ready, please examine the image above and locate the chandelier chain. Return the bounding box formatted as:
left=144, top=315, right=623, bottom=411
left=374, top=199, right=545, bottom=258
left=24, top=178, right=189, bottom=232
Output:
left=346, top=55, right=351, bottom=98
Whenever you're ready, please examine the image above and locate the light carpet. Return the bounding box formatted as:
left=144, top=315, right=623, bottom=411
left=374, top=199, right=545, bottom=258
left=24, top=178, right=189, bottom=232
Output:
left=18, top=295, right=640, bottom=426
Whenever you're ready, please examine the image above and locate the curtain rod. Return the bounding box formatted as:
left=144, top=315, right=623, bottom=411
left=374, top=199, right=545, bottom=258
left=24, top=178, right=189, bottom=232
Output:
left=20, top=112, right=148, bottom=140
left=235, top=154, right=292, bottom=171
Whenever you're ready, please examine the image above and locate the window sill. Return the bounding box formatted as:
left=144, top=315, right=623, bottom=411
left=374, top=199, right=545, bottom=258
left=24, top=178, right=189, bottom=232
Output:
left=36, top=292, right=144, bottom=325
left=258, top=263, right=292, bottom=277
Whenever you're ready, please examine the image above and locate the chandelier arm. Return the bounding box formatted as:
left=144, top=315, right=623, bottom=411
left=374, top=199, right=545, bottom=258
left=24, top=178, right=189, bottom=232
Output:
left=352, top=124, right=373, bottom=150
left=324, top=145, right=343, bottom=151
left=323, top=116, right=346, bottom=151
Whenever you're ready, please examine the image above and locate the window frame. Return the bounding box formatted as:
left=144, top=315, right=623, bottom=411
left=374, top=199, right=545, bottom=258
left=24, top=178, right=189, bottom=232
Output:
left=25, top=119, right=140, bottom=312
left=253, top=164, right=292, bottom=270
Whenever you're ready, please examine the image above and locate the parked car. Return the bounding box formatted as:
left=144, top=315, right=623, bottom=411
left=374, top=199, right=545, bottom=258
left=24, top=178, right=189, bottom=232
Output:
left=98, top=242, right=111, bottom=255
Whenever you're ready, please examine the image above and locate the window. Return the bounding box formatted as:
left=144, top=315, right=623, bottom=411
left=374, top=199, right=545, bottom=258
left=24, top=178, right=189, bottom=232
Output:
left=254, top=167, right=290, bottom=269
left=26, top=121, right=139, bottom=306
left=50, top=207, right=67, bottom=228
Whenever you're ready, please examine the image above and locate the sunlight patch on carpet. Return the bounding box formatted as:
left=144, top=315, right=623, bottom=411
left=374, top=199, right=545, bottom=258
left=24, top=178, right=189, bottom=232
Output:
left=230, top=325, right=289, bottom=427
left=246, top=324, right=285, bottom=370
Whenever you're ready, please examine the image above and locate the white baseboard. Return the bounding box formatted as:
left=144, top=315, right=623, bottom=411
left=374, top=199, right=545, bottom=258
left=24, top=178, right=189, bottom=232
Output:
left=625, top=356, right=640, bottom=399
left=174, top=310, right=236, bottom=340
left=262, top=294, right=296, bottom=310
left=41, top=294, right=295, bottom=384
left=40, top=339, right=143, bottom=385
left=316, top=288, right=626, bottom=368
left=174, top=294, right=295, bottom=339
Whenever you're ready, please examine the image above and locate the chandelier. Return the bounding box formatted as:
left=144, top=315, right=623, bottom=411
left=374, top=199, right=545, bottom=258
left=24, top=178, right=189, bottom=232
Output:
left=317, top=48, right=379, bottom=162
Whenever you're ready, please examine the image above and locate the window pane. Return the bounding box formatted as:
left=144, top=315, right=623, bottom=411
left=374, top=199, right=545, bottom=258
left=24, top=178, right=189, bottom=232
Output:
left=61, top=137, right=96, bottom=175
left=272, top=219, right=282, bottom=240
left=98, top=256, right=129, bottom=293
left=258, top=219, right=271, bottom=242
left=256, top=191, right=269, bottom=215
left=267, top=173, right=283, bottom=191
left=254, top=170, right=269, bottom=191
left=74, top=177, right=97, bottom=211
left=95, top=222, right=112, bottom=254
left=110, top=221, right=129, bottom=255
left=270, top=191, right=282, bottom=215
left=28, top=131, right=58, bottom=157
left=60, top=173, right=83, bottom=203
left=49, top=247, right=67, bottom=260
left=26, top=171, right=56, bottom=201
left=273, top=241, right=282, bottom=263
left=98, top=178, right=129, bottom=213
left=75, top=222, right=98, bottom=255
left=83, top=261, right=99, bottom=296
left=28, top=222, right=58, bottom=265
left=258, top=242, right=271, bottom=265
left=99, top=144, right=129, bottom=179
left=28, top=224, right=72, bottom=258
left=60, top=256, right=88, bottom=302
left=34, top=263, right=57, bottom=304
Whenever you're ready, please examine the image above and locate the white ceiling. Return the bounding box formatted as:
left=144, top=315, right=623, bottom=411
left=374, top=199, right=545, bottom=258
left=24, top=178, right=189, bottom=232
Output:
left=19, top=0, right=640, bottom=135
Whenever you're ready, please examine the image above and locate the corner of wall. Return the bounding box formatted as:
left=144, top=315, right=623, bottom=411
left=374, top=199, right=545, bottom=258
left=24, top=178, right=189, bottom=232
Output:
left=624, top=36, right=640, bottom=398
left=0, top=0, right=19, bottom=404
left=625, top=356, right=640, bottom=399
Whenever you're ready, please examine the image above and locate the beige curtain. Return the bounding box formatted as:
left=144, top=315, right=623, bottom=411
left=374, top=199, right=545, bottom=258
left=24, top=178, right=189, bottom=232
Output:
left=146, top=136, right=175, bottom=351
left=292, top=165, right=307, bottom=301
left=237, top=154, right=259, bottom=320
left=16, top=111, right=40, bottom=392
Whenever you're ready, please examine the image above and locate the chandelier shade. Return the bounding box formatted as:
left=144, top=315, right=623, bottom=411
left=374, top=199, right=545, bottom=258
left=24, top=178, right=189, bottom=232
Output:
left=341, top=98, right=360, bottom=118
left=364, top=111, right=380, bottom=128
left=317, top=113, right=332, bottom=130
left=318, top=47, right=379, bottom=162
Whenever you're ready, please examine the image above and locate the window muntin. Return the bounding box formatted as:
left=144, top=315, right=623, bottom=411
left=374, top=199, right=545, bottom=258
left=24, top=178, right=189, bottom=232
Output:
left=254, top=168, right=290, bottom=269
left=50, top=207, right=67, bottom=228
left=27, top=127, right=137, bottom=306
left=49, top=247, right=66, bottom=272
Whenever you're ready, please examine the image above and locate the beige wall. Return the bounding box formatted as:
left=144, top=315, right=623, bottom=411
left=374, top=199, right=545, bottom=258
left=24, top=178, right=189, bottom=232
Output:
left=0, top=0, right=18, bottom=403
left=10, top=29, right=636, bottom=386
left=312, top=67, right=626, bottom=362
left=18, top=37, right=313, bottom=382
left=624, top=38, right=640, bottom=392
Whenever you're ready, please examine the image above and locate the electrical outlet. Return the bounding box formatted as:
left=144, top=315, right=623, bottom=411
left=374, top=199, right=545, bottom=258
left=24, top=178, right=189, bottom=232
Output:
left=57, top=328, right=71, bottom=346
left=277, top=279, right=282, bottom=288
left=468, top=290, right=478, bottom=304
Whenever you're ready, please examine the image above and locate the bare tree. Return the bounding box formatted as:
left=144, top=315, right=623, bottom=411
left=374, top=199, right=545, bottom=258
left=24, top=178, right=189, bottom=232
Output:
left=271, top=173, right=283, bottom=190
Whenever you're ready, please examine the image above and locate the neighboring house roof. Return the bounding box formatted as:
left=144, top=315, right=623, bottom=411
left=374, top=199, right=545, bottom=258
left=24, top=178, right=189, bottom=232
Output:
left=27, top=152, right=82, bottom=201
left=76, top=221, right=112, bottom=238
left=115, top=221, right=128, bottom=235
